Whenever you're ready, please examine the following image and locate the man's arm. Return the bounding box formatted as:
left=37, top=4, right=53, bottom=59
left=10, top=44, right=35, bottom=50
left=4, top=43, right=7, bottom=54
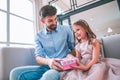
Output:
left=36, top=56, right=49, bottom=65
left=36, top=56, right=63, bottom=71
left=65, top=26, right=75, bottom=51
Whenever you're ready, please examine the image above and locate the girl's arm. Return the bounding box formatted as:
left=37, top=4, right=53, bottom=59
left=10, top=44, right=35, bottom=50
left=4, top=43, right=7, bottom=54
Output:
left=66, top=49, right=76, bottom=58
left=84, top=39, right=100, bottom=70
left=66, top=49, right=81, bottom=61
left=71, top=39, right=100, bottom=71
left=76, top=50, right=81, bottom=61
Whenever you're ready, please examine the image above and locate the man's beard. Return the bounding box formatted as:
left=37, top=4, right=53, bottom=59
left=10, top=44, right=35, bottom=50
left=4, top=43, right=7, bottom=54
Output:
left=47, top=24, right=57, bottom=31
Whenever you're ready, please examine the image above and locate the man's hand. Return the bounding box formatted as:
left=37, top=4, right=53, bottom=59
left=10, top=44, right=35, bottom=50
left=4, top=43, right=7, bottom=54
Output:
left=48, top=59, right=63, bottom=71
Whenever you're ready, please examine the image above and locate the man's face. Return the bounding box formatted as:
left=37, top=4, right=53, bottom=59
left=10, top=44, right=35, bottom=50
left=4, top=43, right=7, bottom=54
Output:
left=42, top=15, right=57, bottom=31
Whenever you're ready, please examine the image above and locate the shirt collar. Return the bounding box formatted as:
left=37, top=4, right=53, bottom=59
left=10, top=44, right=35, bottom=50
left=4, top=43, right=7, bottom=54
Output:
left=44, top=25, right=59, bottom=34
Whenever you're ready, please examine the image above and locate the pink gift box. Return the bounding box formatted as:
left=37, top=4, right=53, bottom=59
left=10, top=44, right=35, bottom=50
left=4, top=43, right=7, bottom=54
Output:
left=57, top=58, right=78, bottom=70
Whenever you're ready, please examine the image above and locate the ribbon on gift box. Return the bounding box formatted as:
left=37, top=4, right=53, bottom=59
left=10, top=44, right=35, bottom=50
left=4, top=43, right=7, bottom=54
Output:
left=57, top=57, right=78, bottom=70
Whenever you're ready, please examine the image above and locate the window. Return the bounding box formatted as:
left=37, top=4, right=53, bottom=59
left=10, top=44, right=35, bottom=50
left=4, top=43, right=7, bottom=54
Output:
left=10, top=0, right=33, bottom=20
left=0, top=0, right=35, bottom=47
left=0, top=0, right=7, bottom=10
left=10, top=15, right=34, bottom=44
left=0, top=11, right=7, bottom=42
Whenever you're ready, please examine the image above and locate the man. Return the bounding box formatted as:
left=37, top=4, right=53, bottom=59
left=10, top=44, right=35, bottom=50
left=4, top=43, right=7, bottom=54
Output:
left=10, top=5, right=74, bottom=80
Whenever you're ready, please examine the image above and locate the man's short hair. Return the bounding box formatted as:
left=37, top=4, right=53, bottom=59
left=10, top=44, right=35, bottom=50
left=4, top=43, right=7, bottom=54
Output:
left=39, top=5, right=57, bottom=18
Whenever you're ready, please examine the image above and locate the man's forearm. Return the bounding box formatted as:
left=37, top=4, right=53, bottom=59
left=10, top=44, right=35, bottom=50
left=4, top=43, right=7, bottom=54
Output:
left=36, top=56, right=49, bottom=65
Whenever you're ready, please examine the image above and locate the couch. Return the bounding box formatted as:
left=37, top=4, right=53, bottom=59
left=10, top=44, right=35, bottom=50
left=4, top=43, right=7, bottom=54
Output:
left=0, top=47, right=38, bottom=80
left=0, top=34, right=120, bottom=80
left=101, top=34, right=120, bottom=59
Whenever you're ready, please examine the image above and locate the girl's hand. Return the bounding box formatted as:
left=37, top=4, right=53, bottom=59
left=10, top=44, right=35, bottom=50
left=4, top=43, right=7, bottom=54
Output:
left=71, top=61, right=88, bottom=71
left=66, top=54, right=75, bottom=58
left=70, top=60, right=81, bottom=69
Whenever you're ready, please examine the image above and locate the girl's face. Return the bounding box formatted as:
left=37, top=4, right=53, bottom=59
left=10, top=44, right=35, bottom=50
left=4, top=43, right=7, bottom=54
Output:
left=72, top=24, right=87, bottom=40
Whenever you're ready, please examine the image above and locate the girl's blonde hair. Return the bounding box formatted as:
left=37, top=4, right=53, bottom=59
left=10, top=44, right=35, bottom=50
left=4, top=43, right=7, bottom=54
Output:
left=73, top=19, right=96, bottom=44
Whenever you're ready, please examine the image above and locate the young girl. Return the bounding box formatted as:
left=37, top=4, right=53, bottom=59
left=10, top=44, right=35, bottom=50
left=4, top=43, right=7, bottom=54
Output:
left=60, top=19, right=120, bottom=80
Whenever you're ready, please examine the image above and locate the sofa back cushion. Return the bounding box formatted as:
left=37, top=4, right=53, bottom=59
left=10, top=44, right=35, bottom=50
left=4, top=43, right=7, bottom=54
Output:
left=101, top=34, right=120, bottom=59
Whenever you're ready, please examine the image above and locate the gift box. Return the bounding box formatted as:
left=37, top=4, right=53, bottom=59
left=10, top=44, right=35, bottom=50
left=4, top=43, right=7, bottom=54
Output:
left=57, top=57, right=78, bottom=70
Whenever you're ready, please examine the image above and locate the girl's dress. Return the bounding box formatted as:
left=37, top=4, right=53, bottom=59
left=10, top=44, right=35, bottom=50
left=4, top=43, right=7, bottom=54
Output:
left=60, top=40, right=120, bottom=80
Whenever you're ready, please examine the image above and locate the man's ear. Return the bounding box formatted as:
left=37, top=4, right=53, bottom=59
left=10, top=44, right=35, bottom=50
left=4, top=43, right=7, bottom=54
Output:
left=40, top=18, right=45, bottom=24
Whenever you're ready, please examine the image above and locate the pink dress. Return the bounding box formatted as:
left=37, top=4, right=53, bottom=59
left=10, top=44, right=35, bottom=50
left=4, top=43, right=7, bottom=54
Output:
left=60, top=41, right=120, bottom=80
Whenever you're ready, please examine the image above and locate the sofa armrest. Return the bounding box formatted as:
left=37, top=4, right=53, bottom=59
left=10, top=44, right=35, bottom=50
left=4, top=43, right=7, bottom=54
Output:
left=9, top=66, right=40, bottom=80
left=0, top=47, right=38, bottom=80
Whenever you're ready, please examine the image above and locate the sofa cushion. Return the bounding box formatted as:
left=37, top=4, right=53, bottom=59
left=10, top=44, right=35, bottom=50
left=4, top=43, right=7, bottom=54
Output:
left=101, top=34, right=120, bottom=59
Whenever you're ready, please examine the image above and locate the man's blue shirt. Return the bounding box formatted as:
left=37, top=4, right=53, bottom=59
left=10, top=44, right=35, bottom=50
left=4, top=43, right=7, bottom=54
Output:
left=34, top=25, right=74, bottom=58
